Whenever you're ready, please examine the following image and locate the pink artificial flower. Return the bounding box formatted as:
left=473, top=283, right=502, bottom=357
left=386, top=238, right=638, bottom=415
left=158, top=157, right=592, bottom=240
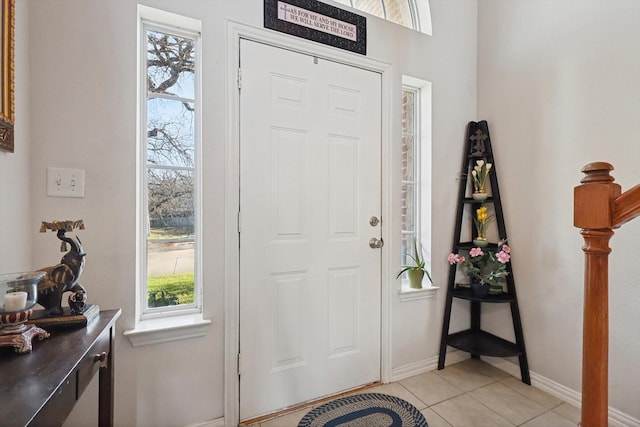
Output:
left=501, top=244, right=510, bottom=253
left=447, top=253, right=468, bottom=264
left=469, top=247, right=484, bottom=257
left=496, top=251, right=511, bottom=263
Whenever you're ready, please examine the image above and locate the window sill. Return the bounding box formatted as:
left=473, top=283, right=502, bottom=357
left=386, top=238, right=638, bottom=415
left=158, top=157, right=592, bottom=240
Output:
left=124, top=314, right=211, bottom=347
left=398, top=284, right=439, bottom=301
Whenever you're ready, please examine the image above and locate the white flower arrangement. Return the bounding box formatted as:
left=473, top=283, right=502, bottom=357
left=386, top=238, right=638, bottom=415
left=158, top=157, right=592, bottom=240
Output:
left=471, top=159, right=492, bottom=193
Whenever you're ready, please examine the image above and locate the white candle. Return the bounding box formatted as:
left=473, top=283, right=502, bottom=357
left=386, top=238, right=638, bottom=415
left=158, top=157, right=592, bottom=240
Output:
left=4, top=291, right=28, bottom=311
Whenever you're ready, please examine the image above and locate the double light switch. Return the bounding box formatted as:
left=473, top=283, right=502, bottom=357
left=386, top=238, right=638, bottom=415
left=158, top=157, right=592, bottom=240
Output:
left=46, top=167, right=85, bottom=198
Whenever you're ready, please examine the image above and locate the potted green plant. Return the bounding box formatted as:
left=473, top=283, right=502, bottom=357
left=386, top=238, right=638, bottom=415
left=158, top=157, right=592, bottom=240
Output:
left=396, top=239, right=432, bottom=289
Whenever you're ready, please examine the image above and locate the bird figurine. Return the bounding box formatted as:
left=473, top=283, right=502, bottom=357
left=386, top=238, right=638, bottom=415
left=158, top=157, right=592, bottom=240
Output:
left=37, top=221, right=87, bottom=316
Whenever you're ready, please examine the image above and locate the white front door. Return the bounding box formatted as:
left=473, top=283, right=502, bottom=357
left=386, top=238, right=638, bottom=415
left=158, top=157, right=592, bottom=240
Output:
left=239, top=39, right=382, bottom=420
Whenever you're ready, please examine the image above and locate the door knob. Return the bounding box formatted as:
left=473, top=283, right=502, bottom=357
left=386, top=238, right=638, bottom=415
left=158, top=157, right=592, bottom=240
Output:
left=369, top=238, right=384, bottom=249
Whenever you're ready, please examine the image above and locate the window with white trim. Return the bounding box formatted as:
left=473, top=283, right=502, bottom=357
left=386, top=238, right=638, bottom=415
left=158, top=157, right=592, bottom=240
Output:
left=331, top=0, right=432, bottom=35
left=400, top=76, right=433, bottom=297
left=401, top=86, right=419, bottom=269
left=138, top=9, right=202, bottom=319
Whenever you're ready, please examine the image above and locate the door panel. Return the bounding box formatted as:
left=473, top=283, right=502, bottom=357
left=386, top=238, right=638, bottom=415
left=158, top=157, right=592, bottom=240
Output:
left=239, top=39, right=382, bottom=420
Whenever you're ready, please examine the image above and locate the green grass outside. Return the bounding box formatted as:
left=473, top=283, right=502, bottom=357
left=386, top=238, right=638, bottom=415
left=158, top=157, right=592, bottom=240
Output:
left=147, top=272, right=195, bottom=306
left=148, top=226, right=194, bottom=240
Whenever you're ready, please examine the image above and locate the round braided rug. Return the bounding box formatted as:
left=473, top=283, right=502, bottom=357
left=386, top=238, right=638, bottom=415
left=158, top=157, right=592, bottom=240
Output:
left=297, top=393, right=428, bottom=427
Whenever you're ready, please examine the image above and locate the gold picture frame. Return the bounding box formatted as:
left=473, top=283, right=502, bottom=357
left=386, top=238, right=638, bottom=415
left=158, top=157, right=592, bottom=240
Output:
left=0, top=0, right=14, bottom=153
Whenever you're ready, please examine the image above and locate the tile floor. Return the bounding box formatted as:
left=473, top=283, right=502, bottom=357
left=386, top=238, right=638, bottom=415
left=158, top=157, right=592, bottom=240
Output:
left=245, top=358, right=581, bottom=427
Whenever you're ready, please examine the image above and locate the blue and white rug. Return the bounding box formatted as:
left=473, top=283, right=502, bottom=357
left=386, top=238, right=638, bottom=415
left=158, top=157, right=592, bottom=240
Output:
left=297, top=393, right=428, bottom=427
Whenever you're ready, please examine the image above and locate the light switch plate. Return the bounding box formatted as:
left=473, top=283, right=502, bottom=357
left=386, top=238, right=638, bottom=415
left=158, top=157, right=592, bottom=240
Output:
left=47, top=167, right=85, bottom=198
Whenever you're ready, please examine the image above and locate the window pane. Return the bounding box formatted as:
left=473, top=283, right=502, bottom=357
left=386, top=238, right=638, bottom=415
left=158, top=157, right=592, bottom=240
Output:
left=146, top=262, right=195, bottom=308
left=353, top=0, right=385, bottom=18
left=147, top=30, right=195, bottom=99
left=402, top=135, right=415, bottom=182
left=400, top=233, right=412, bottom=274
left=345, top=0, right=428, bottom=34
left=147, top=168, right=195, bottom=308
left=147, top=168, right=195, bottom=232
left=383, top=0, right=413, bottom=28
left=147, top=98, right=195, bottom=168
left=401, top=183, right=415, bottom=232
left=402, top=90, right=415, bottom=134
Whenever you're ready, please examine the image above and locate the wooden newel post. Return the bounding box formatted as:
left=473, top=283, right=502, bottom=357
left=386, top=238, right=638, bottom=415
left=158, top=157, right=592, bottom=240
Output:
left=573, top=162, right=621, bottom=427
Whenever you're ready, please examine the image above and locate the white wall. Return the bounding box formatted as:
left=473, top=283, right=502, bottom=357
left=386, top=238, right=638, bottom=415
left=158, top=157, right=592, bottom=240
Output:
left=0, top=0, right=30, bottom=273
left=477, top=0, right=640, bottom=420
left=28, top=1, right=230, bottom=425
left=388, top=0, right=478, bottom=369
left=12, top=1, right=478, bottom=426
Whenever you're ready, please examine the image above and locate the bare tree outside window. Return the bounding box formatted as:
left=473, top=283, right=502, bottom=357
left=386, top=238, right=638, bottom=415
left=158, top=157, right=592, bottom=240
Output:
left=144, top=29, right=198, bottom=310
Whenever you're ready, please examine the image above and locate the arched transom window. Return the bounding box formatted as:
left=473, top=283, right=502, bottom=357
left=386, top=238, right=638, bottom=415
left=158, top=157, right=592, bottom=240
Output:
left=331, top=0, right=432, bottom=35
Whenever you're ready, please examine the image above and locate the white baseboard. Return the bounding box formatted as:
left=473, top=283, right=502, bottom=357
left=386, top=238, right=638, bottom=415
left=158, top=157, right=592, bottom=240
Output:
left=185, top=417, right=225, bottom=427
left=608, top=407, right=640, bottom=427
left=391, top=350, right=469, bottom=382
left=481, top=357, right=640, bottom=427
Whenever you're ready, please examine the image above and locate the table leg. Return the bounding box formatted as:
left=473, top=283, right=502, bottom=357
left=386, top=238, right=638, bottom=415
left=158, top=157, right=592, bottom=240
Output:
left=98, top=326, right=115, bottom=427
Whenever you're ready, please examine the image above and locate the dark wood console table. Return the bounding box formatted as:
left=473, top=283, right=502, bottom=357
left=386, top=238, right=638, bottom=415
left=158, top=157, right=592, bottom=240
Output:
left=0, top=309, right=121, bottom=427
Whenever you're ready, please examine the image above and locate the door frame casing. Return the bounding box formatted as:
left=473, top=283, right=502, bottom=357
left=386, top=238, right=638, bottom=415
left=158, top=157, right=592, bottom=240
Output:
left=225, top=21, right=393, bottom=425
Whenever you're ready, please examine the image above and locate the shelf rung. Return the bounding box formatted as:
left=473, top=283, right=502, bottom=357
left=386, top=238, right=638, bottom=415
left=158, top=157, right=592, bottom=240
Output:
left=446, top=329, right=521, bottom=357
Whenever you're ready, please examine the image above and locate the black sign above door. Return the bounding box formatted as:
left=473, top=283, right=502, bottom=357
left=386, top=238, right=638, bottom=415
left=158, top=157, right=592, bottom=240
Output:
left=264, top=0, right=367, bottom=55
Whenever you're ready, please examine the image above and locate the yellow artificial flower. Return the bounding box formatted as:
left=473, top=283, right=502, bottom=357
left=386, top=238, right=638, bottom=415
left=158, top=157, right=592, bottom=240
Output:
left=474, top=206, right=491, bottom=239
left=476, top=206, right=488, bottom=221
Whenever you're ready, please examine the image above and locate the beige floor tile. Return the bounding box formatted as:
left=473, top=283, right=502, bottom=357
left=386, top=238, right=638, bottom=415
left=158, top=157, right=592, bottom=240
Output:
left=499, top=376, right=564, bottom=410
left=462, top=358, right=512, bottom=380
left=366, top=382, right=428, bottom=410
left=552, top=402, right=581, bottom=424
left=421, top=407, right=452, bottom=427
left=399, top=371, right=463, bottom=406
left=468, top=382, right=547, bottom=425
left=520, top=410, right=579, bottom=427
left=431, top=394, right=515, bottom=427
left=434, top=360, right=497, bottom=392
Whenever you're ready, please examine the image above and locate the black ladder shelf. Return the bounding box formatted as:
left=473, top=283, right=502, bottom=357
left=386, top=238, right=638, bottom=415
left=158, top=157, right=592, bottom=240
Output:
left=437, top=120, right=530, bottom=385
